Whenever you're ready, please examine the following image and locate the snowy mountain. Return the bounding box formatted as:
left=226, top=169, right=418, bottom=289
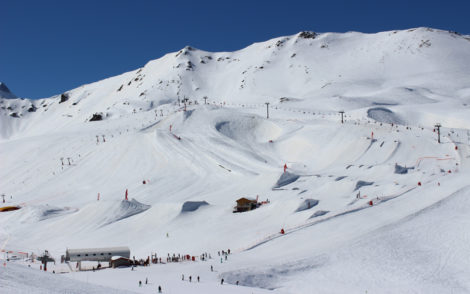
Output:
left=2, top=27, right=470, bottom=138
left=1, top=28, right=470, bottom=293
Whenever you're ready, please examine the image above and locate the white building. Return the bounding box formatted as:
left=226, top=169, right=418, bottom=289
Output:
left=65, top=246, right=130, bottom=262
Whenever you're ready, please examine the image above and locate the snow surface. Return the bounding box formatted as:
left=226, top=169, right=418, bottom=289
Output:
left=1, top=27, right=470, bottom=293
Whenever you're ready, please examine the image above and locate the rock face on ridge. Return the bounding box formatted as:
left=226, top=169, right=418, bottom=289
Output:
left=0, top=82, right=17, bottom=99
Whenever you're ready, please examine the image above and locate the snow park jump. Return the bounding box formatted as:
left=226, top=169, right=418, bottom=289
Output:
left=2, top=27, right=470, bottom=293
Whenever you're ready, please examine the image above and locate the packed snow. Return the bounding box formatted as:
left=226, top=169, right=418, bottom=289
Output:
left=1, top=27, right=470, bottom=293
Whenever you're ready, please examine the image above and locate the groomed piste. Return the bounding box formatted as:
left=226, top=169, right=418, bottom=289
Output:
left=1, top=28, right=470, bottom=294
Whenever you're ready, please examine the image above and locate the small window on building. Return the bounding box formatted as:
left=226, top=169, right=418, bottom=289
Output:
left=93, top=253, right=96, bottom=256
left=77, top=254, right=81, bottom=257
left=100, top=253, right=104, bottom=255
left=108, top=253, right=112, bottom=255
left=85, top=254, right=89, bottom=256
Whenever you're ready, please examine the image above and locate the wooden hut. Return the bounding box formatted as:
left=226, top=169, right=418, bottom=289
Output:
left=110, top=256, right=132, bottom=268
left=233, top=197, right=258, bottom=213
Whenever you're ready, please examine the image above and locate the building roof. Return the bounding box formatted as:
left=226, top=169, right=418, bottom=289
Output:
left=66, top=247, right=130, bottom=255
left=236, top=197, right=257, bottom=204
left=110, top=256, right=130, bottom=261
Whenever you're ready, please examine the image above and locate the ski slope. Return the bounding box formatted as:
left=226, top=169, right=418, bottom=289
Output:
left=1, top=27, right=470, bottom=293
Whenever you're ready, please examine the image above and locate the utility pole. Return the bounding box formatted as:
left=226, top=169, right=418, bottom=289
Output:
left=339, top=110, right=345, bottom=124
left=265, top=102, right=270, bottom=119
left=204, top=96, right=208, bottom=105
left=435, top=123, right=441, bottom=143
left=183, top=97, right=188, bottom=111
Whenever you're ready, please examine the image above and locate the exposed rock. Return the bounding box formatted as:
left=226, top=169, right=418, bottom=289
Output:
left=59, top=93, right=69, bottom=103
left=299, top=31, right=317, bottom=39
left=89, top=113, right=103, bottom=122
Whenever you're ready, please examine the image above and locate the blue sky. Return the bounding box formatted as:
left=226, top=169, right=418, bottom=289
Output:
left=1, top=0, right=469, bottom=99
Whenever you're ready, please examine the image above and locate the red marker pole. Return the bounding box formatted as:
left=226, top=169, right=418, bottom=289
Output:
left=284, top=164, right=287, bottom=173
left=125, top=189, right=128, bottom=201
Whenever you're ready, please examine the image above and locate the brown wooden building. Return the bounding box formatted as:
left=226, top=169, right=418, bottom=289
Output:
left=233, top=197, right=258, bottom=213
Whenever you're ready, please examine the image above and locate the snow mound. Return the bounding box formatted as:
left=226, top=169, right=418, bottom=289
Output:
left=15, top=205, right=78, bottom=223
left=310, top=210, right=329, bottom=218
left=367, top=107, right=403, bottom=124
left=102, top=199, right=150, bottom=226
left=354, top=180, right=374, bottom=191
left=180, top=201, right=209, bottom=213
left=215, top=117, right=282, bottom=143
left=295, top=199, right=319, bottom=212
left=394, top=163, right=415, bottom=174
left=0, top=263, right=133, bottom=294
left=37, top=206, right=78, bottom=221
left=274, top=172, right=300, bottom=188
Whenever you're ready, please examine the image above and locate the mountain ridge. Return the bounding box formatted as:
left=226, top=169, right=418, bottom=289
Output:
left=1, top=27, right=469, bottom=139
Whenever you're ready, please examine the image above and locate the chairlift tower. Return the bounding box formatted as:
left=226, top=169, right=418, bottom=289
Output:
left=38, top=250, right=55, bottom=272
left=265, top=102, right=270, bottom=119
left=435, top=123, right=442, bottom=143
left=339, top=110, right=345, bottom=124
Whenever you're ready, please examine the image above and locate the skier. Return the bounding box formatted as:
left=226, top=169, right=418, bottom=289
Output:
left=145, top=278, right=148, bottom=284
left=211, top=265, right=213, bottom=272
left=284, top=163, right=287, bottom=173
left=221, top=278, right=224, bottom=285
left=158, top=285, right=162, bottom=293
left=189, top=276, right=192, bottom=282
left=182, top=274, right=184, bottom=281
left=139, top=281, right=142, bottom=287
left=197, top=276, right=200, bottom=282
